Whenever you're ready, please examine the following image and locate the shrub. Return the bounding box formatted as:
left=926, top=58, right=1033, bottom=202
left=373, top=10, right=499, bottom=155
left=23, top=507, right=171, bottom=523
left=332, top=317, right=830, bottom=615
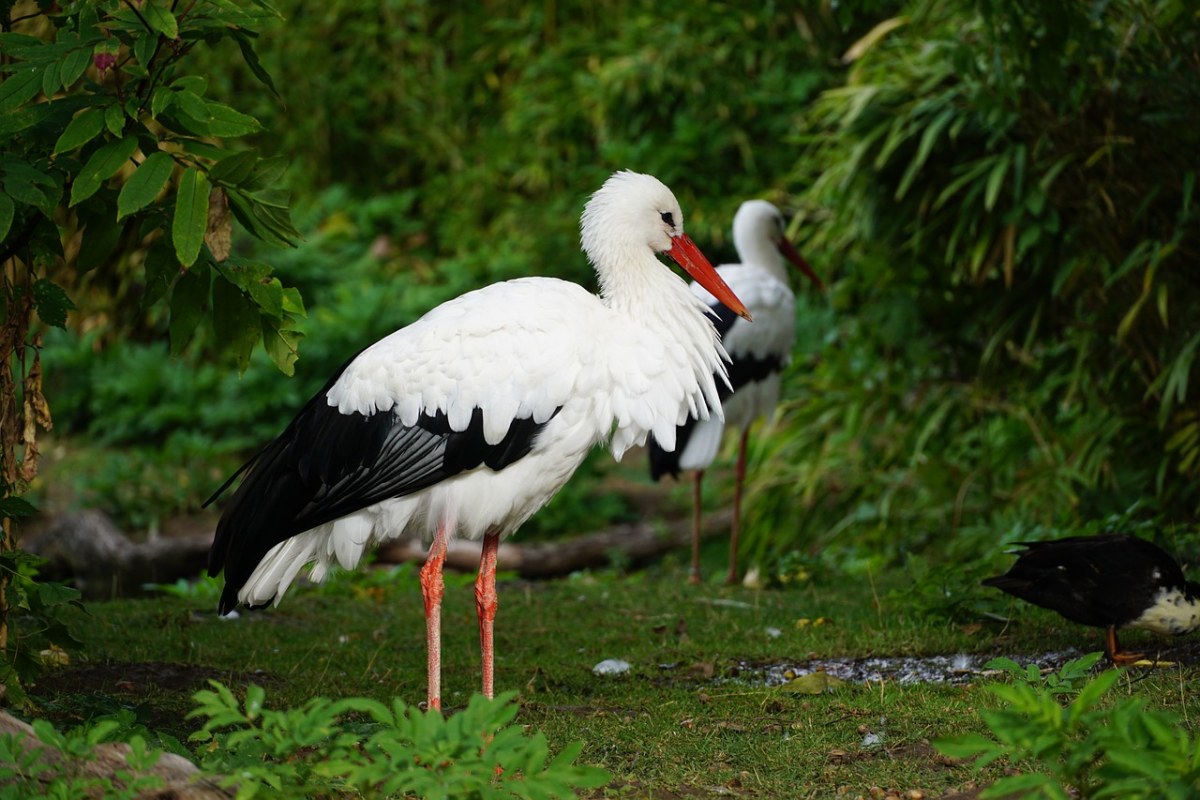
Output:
left=938, top=653, right=1200, bottom=798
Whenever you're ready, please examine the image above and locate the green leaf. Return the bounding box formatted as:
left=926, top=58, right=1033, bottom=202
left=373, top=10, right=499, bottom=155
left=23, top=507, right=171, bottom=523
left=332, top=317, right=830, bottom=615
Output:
left=133, top=32, right=157, bottom=70
left=204, top=102, right=261, bottom=137
left=0, top=104, right=51, bottom=136
left=169, top=259, right=210, bottom=354
left=3, top=177, right=47, bottom=214
left=141, top=241, right=177, bottom=309
left=40, top=58, right=61, bottom=98
left=262, top=317, right=302, bottom=376
left=281, top=287, right=305, bottom=317
left=0, top=66, right=41, bottom=113
left=174, top=90, right=212, bottom=123
left=934, top=733, right=997, bottom=760
left=171, top=76, right=207, bottom=95
left=233, top=30, right=279, bottom=96
left=0, top=496, right=38, bottom=519
left=213, top=274, right=261, bottom=374
left=76, top=206, right=123, bottom=273
left=173, top=168, right=211, bottom=267
left=33, top=278, right=75, bottom=329
left=118, top=151, right=174, bottom=220
left=151, top=87, right=173, bottom=118
left=60, top=46, right=92, bottom=88
left=0, top=194, right=12, bottom=243
left=984, top=154, right=1011, bottom=212
left=981, top=773, right=1065, bottom=799
left=142, top=3, right=179, bottom=39
left=208, top=149, right=259, bottom=186
left=226, top=259, right=283, bottom=318
left=53, top=107, right=105, bottom=155
left=104, top=103, right=125, bottom=137
left=71, top=135, right=138, bottom=206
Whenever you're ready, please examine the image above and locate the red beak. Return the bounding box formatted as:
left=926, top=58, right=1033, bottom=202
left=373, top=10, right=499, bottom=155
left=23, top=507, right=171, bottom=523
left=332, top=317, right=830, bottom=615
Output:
left=777, top=237, right=824, bottom=291
left=667, top=234, right=752, bottom=321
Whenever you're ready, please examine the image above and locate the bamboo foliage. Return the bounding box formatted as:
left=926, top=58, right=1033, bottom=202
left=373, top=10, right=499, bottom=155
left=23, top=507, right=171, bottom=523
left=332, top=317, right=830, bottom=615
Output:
left=745, top=0, right=1200, bottom=567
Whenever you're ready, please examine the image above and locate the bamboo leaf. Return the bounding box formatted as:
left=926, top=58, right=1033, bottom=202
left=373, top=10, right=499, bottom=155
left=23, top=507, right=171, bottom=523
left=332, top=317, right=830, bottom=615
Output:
left=984, top=154, right=1011, bottom=211
left=896, top=108, right=954, bottom=200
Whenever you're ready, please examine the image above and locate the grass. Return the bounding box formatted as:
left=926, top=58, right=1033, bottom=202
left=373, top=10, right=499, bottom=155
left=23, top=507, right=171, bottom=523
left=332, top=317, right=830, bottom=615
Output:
left=23, top=545, right=1200, bottom=798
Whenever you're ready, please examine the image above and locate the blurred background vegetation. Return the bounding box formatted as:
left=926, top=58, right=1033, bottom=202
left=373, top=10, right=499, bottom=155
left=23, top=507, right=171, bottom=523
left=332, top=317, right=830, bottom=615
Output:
left=29, top=0, right=1200, bottom=581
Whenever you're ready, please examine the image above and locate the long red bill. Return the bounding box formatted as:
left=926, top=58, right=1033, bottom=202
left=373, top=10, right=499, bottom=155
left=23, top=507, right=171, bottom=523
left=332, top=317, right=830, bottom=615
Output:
left=667, top=234, right=752, bottom=321
left=777, top=237, right=824, bottom=291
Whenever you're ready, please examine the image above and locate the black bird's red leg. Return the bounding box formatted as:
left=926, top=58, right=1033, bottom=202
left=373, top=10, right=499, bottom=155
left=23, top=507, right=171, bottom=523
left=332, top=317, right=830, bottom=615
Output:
left=1106, top=625, right=1145, bottom=665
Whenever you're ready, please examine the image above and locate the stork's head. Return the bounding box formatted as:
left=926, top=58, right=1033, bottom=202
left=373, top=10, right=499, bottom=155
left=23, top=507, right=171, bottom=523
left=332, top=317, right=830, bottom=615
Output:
left=733, top=199, right=824, bottom=291
left=582, top=171, right=750, bottom=320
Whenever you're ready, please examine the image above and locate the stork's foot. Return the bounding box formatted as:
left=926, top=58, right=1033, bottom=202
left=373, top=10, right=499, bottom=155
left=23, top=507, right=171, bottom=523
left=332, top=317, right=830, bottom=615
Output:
left=687, top=570, right=702, bottom=586
left=723, top=569, right=739, bottom=586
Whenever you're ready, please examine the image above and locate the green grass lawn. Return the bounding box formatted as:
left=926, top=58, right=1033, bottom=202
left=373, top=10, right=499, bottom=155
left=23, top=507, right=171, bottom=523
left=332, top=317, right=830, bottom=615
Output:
left=27, top=553, right=1200, bottom=799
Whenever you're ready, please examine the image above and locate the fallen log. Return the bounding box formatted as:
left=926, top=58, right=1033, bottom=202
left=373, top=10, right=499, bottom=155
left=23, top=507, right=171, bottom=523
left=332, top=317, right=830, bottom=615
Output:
left=23, top=510, right=211, bottom=600
left=21, top=504, right=729, bottom=597
left=377, top=508, right=732, bottom=577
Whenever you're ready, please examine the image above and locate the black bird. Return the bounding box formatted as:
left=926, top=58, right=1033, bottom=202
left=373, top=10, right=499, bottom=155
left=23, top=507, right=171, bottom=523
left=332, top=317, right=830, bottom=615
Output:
left=983, top=534, right=1200, bottom=663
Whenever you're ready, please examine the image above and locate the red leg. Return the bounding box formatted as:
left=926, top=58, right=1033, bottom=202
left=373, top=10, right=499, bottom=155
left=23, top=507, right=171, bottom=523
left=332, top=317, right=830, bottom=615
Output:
left=1106, top=625, right=1145, bottom=665
left=725, top=429, right=749, bottom=586
left=420, top=523, right=450, bottom=710
left=475, top=530, right=500, bottom=699
left=689, top=470, right=705, bottom=585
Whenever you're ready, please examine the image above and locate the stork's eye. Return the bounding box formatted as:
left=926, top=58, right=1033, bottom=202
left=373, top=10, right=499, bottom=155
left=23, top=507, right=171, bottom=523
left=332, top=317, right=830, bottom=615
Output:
left=660, top=211, right=675, bottom=228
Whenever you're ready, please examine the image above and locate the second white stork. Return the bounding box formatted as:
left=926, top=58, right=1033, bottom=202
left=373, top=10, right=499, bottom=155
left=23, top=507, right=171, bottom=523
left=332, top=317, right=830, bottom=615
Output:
left=648, top=200, right=823, bottom=585
left=206, top=170, right=749, bottom=710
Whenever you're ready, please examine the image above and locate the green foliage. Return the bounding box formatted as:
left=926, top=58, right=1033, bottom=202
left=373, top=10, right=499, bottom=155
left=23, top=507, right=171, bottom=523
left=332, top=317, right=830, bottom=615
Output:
left=0, top=542, right=83, bottom=705
left=0, top=712, right=166, bottom=799
left=1, top=0, right=303, bottom=375
left=189, top=682, right=609, bottom=799
left=3, top=681, right=608, bottom=799
left=938, top=654, right=1200, bottom=798
left=744, top=0, right=1200, bottom=568
left=1, top=0, right=304, bottom=705
left=142, top=573, right=225, bottom=605
left=985, top=651, right=1106, bottom=696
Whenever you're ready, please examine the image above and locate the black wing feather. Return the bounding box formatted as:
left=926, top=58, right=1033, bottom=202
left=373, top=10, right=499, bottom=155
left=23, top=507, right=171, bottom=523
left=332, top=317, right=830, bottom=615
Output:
left=208, top=360, right=558, bottom=612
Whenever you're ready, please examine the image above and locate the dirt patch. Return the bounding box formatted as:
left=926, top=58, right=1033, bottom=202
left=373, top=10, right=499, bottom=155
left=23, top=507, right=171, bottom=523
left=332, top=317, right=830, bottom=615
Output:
left=32, top=660, right=259, bottom=698
left=28, top=660, right=274, bottom=735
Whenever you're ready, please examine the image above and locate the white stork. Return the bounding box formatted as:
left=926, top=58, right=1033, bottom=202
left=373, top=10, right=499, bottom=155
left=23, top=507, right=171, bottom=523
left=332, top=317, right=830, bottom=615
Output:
left=206, top=171, right=749, bottom=710
left=648, top=200, right=823, bottom=585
